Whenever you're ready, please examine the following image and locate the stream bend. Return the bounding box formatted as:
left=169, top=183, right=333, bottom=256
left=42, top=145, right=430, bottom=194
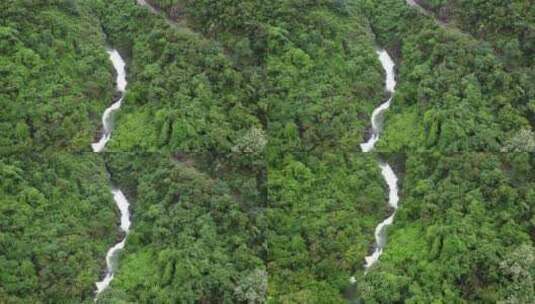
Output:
left=91, top=49, right=127, bottom=153
left=92, top=49, right=131, bottom=300
left=352, top=49, right=400, bottom=281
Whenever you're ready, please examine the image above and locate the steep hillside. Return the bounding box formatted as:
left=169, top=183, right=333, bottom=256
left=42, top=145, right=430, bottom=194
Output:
left=0, top=154, right=116, bottom=303
left=0, top=1, right=114, bottom=154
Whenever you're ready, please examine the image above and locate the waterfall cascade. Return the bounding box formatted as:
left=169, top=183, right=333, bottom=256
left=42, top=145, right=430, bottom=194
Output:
left=351, top=49, right=400, bottom=284
left=92, top=50, right=131, bottom=300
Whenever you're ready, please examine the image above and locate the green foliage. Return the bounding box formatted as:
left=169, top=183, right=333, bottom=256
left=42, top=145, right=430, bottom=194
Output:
left=357, top=153, right=535, bottom=303
left=267, top=152, right=387, bottom=302
left=2, top=1, right=534, bottom=303
left=421, top=0, right=533, bottom=67
left=101, top=153, right=266, bottom=303
left=501, top=128, right=535, bottom=152
left=0, top=154, right=117, bottom=303
left=234, top=268, right=268, bottom=304
left=498, top=244, right=535, bottom=304
left=86, top=0, right=263, bottom=152
left=232, top=126, right=268, bottom=155
left=0, top=1, right=114, bottom=154
left=361, top=0, right=534, bottom=151
left=90, top=0, right=385, bottom=156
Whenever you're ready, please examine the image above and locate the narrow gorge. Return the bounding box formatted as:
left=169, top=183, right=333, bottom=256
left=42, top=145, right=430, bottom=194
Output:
left=359, top=49, right=400, bottom=273
left=92, top=49, right=132, bottom=299
left=2, top=1, right=533, bottom=303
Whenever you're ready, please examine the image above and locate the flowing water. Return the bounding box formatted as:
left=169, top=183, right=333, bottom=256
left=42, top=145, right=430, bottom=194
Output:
left=352, top=50, right=400, bottom=281
left=356, top=0, right=452, bottom=272
left=360, top=50, right=396, bottom=153
left=361, top=3, right=450, bottom=271
left=91, top=50, right=127, bottom=153
left=364, top=163, right=399, bottom=269
left=95, top=190, right=131, bottom=296
left=92, top=0, right=180, bottom=296
left=96, top=1, right=401, bottom=296
left=92, top=49, right=131, bottom=300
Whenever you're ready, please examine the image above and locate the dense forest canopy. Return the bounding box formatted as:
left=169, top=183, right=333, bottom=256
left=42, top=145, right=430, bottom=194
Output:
left=0, top=154, right=116, bottom=303
left=1, top=0, right=534, bottom=303
left=2, top=0, right=532, bottom=154
left=267, top=152, right=388, bottom=302
left=361, top=0, right=535, bottom=152
left=0, top=0, right=114, bottom=154
left=96, top=153, right=266, bottom=303
left=413, top=0, right=533, bottom=67
left=155, top=0, right=386, bottom=157
left=87, top=0, right=263, bottom=152
left=358, top=153, right=535, bottom=303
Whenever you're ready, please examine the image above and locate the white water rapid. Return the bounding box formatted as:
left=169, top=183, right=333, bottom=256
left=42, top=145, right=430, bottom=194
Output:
left=92, top=49, right=131, bottom=300
left=364, top=163, right=399, bottom=268
left=351, top=50, right=400, bottom=283
left=91, top=50, right=127, bottom=153
left=95, top=190, right=131, bottom=296
left=360, top=50, right=396, bottom=153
